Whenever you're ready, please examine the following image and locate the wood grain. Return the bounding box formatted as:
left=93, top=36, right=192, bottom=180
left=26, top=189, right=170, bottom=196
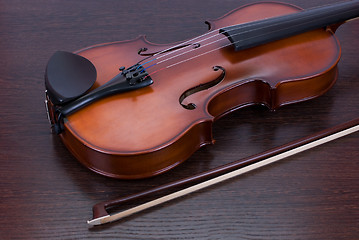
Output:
left=0, top=0, right=358, bottom=239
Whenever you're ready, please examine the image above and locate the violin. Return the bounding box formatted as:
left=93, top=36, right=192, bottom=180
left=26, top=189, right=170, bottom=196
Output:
left=45, top=0, right=359, bottom=179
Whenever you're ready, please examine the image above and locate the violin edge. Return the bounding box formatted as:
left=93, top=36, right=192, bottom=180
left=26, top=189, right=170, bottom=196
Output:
left=60, top=118, right=215, bottom=179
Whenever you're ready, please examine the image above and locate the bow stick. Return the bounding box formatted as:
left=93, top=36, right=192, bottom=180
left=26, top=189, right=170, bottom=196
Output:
left=88, top=118, right=359, bottom=226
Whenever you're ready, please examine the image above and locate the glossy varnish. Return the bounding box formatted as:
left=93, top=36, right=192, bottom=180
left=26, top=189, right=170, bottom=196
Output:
left=0, top=0, right=358, bottom=238
left=62, top=2, right=340, bottom=179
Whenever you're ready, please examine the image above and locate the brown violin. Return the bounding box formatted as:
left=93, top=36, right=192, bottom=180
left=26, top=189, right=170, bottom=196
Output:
left=45, top=1, right=359, bottom=179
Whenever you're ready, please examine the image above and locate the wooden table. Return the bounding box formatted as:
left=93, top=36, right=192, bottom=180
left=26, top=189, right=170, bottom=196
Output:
left=1, top=0, right=358, bottom=239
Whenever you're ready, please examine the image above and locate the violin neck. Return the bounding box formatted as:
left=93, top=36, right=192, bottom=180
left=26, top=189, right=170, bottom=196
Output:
left=220, top=0, right=359, bottom=51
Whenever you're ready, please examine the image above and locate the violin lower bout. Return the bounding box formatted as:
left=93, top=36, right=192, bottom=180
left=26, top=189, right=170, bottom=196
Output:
left=61, top=116, right=214, bottom=179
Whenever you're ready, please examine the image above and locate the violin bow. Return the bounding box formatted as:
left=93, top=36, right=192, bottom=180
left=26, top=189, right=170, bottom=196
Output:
left=88, top=118, right=359, bottom=226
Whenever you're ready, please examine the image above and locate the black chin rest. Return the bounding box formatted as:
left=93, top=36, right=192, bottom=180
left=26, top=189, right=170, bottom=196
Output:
left=45, top=51, right=97, bottom=105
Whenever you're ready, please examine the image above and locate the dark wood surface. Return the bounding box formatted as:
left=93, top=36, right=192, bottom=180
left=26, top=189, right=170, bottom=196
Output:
left=0, top=0, right=358, bottom=239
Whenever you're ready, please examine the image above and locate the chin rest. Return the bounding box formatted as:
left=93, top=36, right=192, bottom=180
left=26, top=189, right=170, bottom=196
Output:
left=45, top=51, right=97, bottom=105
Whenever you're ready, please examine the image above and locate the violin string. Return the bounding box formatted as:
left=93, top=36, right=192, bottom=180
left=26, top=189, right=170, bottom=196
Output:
left=141, top=32, right=228, bottom=78
left=144, top=36, right=231, bottom=79
left=155, top=33, right=221, bottom=60
left=137, top=27, right=221, bottom=66
left=156, top=35, right=225, bottom=65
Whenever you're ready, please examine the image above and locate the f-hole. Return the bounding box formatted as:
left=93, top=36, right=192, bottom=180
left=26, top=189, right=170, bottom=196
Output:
left=179, top=66, right=226, bottom=110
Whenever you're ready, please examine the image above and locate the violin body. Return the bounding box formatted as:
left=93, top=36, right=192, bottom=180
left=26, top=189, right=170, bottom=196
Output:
left=53, top=2, right=341, bottom=179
